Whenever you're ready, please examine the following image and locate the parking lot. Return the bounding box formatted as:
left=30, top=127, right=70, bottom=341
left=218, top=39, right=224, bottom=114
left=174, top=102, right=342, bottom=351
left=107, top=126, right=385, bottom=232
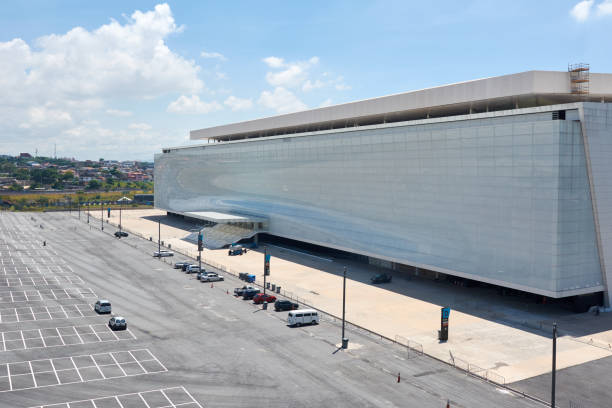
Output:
left=0, top=211, right=544, bottom=407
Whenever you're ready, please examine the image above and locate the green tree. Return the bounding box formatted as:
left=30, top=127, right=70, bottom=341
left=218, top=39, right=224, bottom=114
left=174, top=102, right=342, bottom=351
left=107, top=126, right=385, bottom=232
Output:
left=86, top=179, right=102, bottom=190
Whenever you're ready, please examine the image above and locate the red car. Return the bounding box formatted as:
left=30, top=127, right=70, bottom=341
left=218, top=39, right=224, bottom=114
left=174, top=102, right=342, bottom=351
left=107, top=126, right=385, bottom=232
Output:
left=253, top=293, right=277, bottom=304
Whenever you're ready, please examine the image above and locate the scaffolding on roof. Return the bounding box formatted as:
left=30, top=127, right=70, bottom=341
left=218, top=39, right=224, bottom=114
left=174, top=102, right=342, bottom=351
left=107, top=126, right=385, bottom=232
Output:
left=569, top=63, right=590, bottom=95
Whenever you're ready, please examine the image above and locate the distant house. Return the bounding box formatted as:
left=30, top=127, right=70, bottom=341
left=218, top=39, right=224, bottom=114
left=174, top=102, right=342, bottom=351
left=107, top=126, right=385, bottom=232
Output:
left=19, top=153, right=32, bottom=158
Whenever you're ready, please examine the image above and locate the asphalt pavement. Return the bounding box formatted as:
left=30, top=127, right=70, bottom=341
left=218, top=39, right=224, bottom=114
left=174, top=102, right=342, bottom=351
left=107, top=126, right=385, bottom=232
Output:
left=0, top=211, right=545, bottom=407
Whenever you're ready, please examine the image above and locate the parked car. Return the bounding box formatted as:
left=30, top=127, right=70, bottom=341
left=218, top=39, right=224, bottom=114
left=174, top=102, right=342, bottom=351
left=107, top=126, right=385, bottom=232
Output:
left=174, top=261, right=190, bottom=269
left=234, top=285, right=256, bottom=296
left=153, top=250, right=174, bottom=258
left=187, top=265, right=202, bottom=274
left=238, top=273, right=256, bottom=283
left=287, top=309, right=319, bottom=327
left=229, top=245, right=246, bottom=256
left=242, top=288, right=260, bottom=300
left=114, top=231, right=128, bottom=238
left=200, top=272, right=224, bottom=282
left=108, top=316, right=127, bottom=331
left=370, top=273, right=392, bottom=284
left=253, top=293, right=276, bottom=304
left=181, top=263, right=193, bottom=272
left=94, top=299, right=112, bottom=314
left=196, top=270, right=208, bottom=280
left=274, top=300, right=299, bottom=311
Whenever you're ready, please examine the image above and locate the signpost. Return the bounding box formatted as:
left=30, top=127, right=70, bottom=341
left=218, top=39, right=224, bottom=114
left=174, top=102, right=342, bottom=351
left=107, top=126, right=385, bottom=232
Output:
left=439, top=307, right=450, bottom=341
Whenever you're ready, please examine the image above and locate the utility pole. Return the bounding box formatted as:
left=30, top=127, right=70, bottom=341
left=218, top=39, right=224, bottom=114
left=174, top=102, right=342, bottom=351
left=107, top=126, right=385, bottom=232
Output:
left=551, top=323, right=557, bottom=408
left=119, top=201, right=122, bottom=233
left=100, top=203, right=103, bottom=231
left=87, top=204, right=90, bottom=224
left=78, top=201, right=80, bottom=220
left=158, top=219, right=161, bottom=256
left=264, top=246, right=270, bottom=295
left=198, top=229, right=203, bottom=272
left=342, top=266, right=348, bottom=349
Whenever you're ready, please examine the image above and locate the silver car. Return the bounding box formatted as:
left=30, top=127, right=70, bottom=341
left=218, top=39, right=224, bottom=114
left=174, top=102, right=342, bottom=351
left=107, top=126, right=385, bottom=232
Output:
left=200, top=272, right=224, bottom=282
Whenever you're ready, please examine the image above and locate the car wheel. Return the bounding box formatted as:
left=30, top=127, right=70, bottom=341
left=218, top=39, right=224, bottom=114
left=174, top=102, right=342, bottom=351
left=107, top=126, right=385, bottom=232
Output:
left=296, top=322, right=301, bottom=327
left=312, top=320, right=318, bottom=325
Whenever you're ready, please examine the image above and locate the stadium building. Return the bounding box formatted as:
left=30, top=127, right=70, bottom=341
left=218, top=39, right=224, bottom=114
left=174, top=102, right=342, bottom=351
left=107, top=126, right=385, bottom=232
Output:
left=155, top=69, right=612, bottom=307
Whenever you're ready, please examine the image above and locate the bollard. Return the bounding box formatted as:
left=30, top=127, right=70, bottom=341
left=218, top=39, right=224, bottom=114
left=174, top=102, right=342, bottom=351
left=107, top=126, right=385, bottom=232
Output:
left=397, top=373, right=400, bottom=383
left=263, top=301, right=268, bottom=310
left=276, top=286, right=281, bottom=294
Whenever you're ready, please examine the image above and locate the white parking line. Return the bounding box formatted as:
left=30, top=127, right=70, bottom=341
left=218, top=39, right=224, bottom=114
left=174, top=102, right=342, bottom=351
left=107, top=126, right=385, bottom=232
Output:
left=28, top=386, right=204, bottom=408
left=0, top=304, right=96, bottom=322
left=0, top=324, right=136, bottom=352
left=0, top=348, right=165, bottom=392
left=0, top=288, right=97, bottom=304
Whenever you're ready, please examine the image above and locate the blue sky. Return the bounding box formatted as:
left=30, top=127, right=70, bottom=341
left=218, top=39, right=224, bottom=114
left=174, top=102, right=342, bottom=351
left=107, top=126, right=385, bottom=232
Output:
left=1, top=1, right=610, bottom=160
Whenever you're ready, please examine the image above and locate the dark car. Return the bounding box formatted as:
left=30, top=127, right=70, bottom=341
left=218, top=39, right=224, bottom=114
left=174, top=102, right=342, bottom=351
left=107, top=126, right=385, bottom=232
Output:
left=242, top=288, right=260, bottom=300
left=370, top=273, right=392, bottom=284
left=174, top=261, right=190, bottom=269
left=274, top=300, right=299, bottom=311
left=253, top=293, right=276, bottom=304
left=181, top=263, right=193, bottom=272
left=114, top=231, right=128, bottom=238
left=229, top=246, right=245, bottom=256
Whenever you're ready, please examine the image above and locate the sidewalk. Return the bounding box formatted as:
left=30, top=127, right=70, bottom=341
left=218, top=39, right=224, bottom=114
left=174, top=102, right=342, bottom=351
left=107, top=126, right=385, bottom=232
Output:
left=94, top=208, right=612, bottom=383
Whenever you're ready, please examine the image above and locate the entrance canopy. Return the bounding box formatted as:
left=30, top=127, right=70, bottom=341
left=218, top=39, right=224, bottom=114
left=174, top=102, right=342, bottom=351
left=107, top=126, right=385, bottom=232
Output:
left=183, top=211, right=267, bottom=224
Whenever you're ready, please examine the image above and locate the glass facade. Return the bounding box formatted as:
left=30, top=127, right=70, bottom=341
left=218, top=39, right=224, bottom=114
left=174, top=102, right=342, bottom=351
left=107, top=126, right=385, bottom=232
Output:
left=155, top=105, right=606, bottom=297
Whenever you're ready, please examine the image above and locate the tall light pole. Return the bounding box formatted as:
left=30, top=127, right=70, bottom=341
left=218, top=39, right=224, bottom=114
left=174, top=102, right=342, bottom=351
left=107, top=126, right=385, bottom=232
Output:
left=158, top=219, right=161, bottom=256
left=551, top=323, right=557, bottom=408
left=87, top=203, right=90, bottom=223
left=342, top=266, right=348, bottom=349
left=119, top=200, right=123, bottom=233
left=264, top=246, right=270, bottom=295
left=101, top=202, right=104, bottom=231
left=198, top=228, right=203, bottom=272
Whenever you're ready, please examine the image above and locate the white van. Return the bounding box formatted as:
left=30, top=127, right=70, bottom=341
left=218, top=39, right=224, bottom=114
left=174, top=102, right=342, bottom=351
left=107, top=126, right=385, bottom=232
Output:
left=287, top=309, right=320, bottom=327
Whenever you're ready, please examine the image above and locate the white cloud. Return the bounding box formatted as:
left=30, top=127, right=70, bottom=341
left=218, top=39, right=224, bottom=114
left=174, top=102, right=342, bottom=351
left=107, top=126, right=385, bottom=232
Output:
left=258, top=87, right=307, bottom=114
left=0, top=3, right=205, bottom=152
left=597, top=0, right=612, bottom=15
left=128, top=122, right=153, bottom=130
left=167, top=94, right=223, bottom=114
left=571, top=0, right=595, bottom=21
left=302, top=79, right=324, bottom=92
left=201, top=50, right=227, bottom=61
left=224, top=95, right=253, bottom=111
left=106, top=109, right=133, bottom=117
left=262, top=56, right=285, bottom=68
left=264, top=56, right=319, bottom=89
left=215, top=72, right=228, bottom=80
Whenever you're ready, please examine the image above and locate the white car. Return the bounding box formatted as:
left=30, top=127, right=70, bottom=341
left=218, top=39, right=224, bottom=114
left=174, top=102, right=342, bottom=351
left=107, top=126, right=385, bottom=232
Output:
left=108, top=316, right=127, bottom=331
left=200, top=272, right=224, bottom=282
left=153, top=250, right=174, bottom=257
left=94, top=299, right=111, bottom=314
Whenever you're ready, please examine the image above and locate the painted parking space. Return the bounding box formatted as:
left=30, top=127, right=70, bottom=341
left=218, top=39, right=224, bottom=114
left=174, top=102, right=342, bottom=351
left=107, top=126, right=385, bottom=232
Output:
left=1, top=265, right=74, bottom=276
left=28, top=386, right=203, bottom=408
left=0, top=324, right=136, bottom=352
left=0, top=288, right=96, bottom=304
left=0, top=303, right=96, bottom=323
left=0, top=349, right=166, bottom=392
left=0, top=276, right=85, bottom=287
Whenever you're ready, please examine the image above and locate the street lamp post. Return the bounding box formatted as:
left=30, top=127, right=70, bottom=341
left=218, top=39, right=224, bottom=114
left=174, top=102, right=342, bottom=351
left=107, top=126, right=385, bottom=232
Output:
left=263, top=246, right=270, bottom=295
left=158, top=219, right=161, bottom=256
left=551, top=323, right=557, bottom=408
left=101, top=203, right=104, bottom=231
left=198, top=228, right=203, bottom=272
left=341, top=266, right=348, bottom=349
left=119, top=201, right=123, bottom=233
left=87, top=204, right=90, bottom=224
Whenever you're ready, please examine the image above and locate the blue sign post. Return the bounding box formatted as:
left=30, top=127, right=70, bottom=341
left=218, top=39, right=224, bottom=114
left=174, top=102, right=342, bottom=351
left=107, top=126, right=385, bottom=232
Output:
left=439, top=307, right=450, bottom=341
